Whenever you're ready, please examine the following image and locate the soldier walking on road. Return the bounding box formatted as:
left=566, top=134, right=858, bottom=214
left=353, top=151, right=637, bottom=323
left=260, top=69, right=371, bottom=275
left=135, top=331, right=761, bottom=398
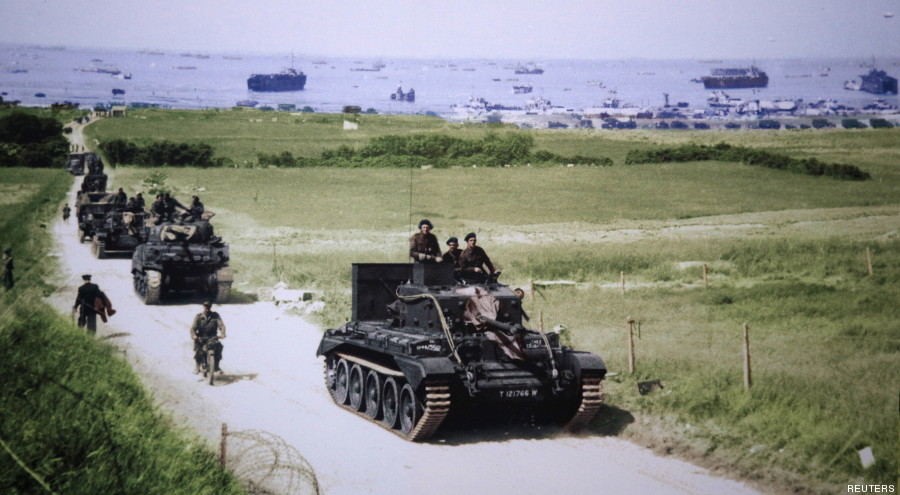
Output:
left=73, top=274, right=115, bottom=335
left=62, top=204, right=71, bottom=224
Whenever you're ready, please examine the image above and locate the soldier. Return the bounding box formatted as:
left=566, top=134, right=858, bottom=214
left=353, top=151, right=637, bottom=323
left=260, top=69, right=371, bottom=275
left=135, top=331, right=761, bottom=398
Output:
left=443, top=236, right=462, bottom=268
left=73, top=274, right=107, bottom=335
left=183, top=195, right=205, bottom=222
left=62, top=203, right=71, bottom=224
left=409, top=219, right=442, bottom=263
left=126, top=192, right=146, bottom=213
left=150, top=194, right=166, bottom=223
left=113, top=187, right=127, bottom=204
left=162, top=193, right=188, bottom=222
left=2, top=248, right=12, bottom=290
left=459, top=232, right=500, bottom=282
left=190, top=300, right=226, bottom=375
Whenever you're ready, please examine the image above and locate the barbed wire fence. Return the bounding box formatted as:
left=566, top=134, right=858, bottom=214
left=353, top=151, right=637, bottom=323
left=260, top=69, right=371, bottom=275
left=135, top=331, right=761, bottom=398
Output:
left=220, top=424, right=320, bottom=495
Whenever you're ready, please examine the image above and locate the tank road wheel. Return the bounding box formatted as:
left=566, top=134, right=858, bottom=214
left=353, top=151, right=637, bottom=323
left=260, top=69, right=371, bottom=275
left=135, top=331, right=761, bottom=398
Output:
left=348, top=364, right=365, bottom=412
left=214, top=267, right=234, bottom=303
left=399, top=383, right=421, bottom=436
left=381, top=377, right=400, bottom=429
left=92, top=239, right=107, bottom=259
left=363, top=370, right=382, bottom=419
left=332, top=359, right=350, bottom=405
left=143, top=270, right=162, bottom=305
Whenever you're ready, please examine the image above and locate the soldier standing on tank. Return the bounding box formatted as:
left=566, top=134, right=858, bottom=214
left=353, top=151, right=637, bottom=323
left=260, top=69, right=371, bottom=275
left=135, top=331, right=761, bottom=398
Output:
left=459, top=232, right=500, bottom=282
left=73, top=274, right=102, bottom=334
left=190, top=300, right=226, bottom=374
left=184, top=195, right=204, bottom=222
left=409, top=219, right=442, bottom=263
left=162, top=193, right=188, bottom=222
left=2, top=248, right=13, bottom=291
left=150, top=194, right=165, bottom=223
left=62, top=203, right=71, bottom=224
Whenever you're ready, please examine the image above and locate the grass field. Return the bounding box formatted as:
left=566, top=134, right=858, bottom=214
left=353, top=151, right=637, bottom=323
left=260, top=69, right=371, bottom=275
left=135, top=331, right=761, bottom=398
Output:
left=89, top=109, right=899, bottom=493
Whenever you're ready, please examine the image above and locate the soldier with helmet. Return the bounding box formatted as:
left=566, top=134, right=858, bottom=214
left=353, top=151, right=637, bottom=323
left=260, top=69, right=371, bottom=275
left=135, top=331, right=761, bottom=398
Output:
left=409, top=219, right=443, bottom=263
left=190, top=300, right=226, bottom=375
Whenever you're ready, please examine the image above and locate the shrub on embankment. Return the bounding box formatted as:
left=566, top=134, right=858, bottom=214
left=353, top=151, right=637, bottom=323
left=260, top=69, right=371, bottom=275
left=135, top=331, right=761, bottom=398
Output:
left=0, top=167, right=241, bottom=494
left=0, top=112, right=69, bottom=169
left=258, top=132, right=614, bottom=168
left=623, top=142, right=871, bottom=180
left=98, top=139, right=225, bottom=167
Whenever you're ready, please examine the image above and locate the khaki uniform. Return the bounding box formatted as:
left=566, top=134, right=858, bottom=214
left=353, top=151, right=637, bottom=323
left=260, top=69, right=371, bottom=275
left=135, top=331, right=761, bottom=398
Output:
left=459, top=246, right=496, bottom=274
left=409, top=232, right=441, bottom=261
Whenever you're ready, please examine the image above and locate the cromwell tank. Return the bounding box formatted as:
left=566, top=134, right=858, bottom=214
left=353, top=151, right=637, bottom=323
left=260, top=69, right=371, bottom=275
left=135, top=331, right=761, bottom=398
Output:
left=131, top=221, right=233, bottom=304
left=316, top=263, right=606, bottom=442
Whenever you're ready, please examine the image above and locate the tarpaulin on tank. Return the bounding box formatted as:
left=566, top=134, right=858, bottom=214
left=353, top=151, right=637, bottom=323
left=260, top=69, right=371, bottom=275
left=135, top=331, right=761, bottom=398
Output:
left=459, top=286, right=527, bottom=361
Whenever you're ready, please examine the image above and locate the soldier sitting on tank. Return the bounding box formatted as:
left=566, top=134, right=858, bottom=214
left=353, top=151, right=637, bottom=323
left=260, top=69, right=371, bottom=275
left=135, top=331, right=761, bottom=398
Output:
left=190, top=300, right=226, bottom=374
left=162, top=193, right=189, bottom=222
left=181, top=195, right=205, bottom=222
left=409, top=219, right=443, bottom=263
left=150, top=194, right=166, bottom=224
left=113, top=188, right=128, bottom=205
left=459, top=232, right=500, bottom=283
left=443, top=236, right=462, bottom=275
left=126, top=192, right=145, bottom=213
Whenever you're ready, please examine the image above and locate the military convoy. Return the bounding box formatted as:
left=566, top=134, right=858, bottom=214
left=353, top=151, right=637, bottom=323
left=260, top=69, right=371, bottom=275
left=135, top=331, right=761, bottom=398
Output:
left=67, top=151, right=233, bottom=304
left=131, top=221, right=232, bottom=305
left=316, top=263, right=606, bottom=441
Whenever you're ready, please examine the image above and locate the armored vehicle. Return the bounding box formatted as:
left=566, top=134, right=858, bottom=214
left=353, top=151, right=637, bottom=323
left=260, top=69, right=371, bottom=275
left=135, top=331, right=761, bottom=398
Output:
left=316, top=263, right=606, bottom=442
left=131, top=221, right=232, bottom=305
left=75, top=192, right=119, bottom=242
left=66, top=153, right=86, bottom=175
left=92, top=210, right=149, bottom=259
left=78, top=153, right=107, bottom=195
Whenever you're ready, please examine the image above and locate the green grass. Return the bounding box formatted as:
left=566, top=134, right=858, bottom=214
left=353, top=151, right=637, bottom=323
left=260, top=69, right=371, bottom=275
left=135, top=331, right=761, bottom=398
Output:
left=0, top=167, right=242, bottom=495
left=88, top=110, right=900, bottom=492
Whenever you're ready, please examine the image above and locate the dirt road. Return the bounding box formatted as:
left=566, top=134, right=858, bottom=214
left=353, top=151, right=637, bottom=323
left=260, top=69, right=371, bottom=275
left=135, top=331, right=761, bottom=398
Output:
left=44, top=127, right=768, bottom=494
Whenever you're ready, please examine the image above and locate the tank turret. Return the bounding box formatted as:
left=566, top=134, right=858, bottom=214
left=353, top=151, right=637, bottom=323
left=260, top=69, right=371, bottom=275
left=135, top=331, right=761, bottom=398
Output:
left=317, top=263, right=606, bottom=441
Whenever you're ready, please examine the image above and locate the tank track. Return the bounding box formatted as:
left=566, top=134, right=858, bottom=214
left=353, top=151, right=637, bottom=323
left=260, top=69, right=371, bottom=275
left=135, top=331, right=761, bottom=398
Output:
left=563, top=375, right=605, bottom=432
left=323, top=356, right=451, bottom=442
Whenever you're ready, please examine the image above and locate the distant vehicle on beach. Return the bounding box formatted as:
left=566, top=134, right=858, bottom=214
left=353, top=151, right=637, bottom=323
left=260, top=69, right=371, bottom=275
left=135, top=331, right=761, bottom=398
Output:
left=247, top=68, right=307, bottom=92
left=700, top=66, right=768, bottom=89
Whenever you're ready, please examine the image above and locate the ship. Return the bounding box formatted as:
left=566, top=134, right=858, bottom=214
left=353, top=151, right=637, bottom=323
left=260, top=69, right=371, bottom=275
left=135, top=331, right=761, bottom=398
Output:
left=700, top=66, right=768, bottom=89
left=390, top=86, right=415, bottom=102
left=512, top=83, right=533, bottom=94
left=514, top=65, right=544, bottom=75
left=858, top=69, right=898, bottom=95
left=247, top=68, right=307, bottom=92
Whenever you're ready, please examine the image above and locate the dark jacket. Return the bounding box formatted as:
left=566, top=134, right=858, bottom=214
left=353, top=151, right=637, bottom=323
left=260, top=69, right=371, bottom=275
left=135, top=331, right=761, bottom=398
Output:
left=191, top=311, right=226, bottom=339
left=443, top=248, right=462, bottom=268
left=459, top=245, right=496, bottom=274
left=409, top=232, right=441, bottom=261
left=74, top=282, right=101, bottom=311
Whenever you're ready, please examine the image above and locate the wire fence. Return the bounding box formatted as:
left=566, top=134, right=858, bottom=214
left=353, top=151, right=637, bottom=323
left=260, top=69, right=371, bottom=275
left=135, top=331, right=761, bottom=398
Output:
left=221, top=425, right=320, bottom=495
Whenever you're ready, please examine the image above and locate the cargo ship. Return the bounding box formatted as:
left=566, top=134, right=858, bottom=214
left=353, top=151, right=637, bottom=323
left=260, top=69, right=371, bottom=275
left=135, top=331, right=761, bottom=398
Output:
left=701, top=66, right=768, bottom=89
left=247, top=68, right=307, bottom=92
left=858, top=69, right=898, bottom=95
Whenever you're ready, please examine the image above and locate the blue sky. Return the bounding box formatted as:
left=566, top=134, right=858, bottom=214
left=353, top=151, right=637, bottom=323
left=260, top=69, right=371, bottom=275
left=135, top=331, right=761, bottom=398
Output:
left=1, top=0, right=897, bottom=59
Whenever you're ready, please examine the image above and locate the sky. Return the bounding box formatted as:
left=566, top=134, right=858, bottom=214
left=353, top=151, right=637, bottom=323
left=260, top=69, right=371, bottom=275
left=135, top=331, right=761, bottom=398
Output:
left=1, top=0, right=898, bottom=60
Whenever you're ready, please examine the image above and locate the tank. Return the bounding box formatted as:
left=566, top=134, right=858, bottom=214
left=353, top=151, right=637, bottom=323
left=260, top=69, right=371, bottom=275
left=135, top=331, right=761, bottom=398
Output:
left=75, top=192, right=119, bottom=242
left=131, top=221, right=233, bottom=305
left=92, top=210, right=149, bottom=259
left=316, top=263, right=606, bottom=442
left=78, top=153, right=107, bottom=195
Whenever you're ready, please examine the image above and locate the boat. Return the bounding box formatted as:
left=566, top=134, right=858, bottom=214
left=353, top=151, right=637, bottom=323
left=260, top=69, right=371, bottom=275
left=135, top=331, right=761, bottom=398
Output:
left=700, top=66, right=768, bottom=89
left=112, top=88, right=125, bottom=96
left=235, top=100, right=258, bottom=107
left=247, top=67, right=307, bottom=92
left=34, top=93, right=46, bottom=98
left=390, top=86, right=415, bottom=102
left=858, top=69, right=898, bottom=95
left=512, top=83, right=533, bottom=94
left=514, top=65, right=544, bottom=75
left=76, top=67, right=122, bottom=76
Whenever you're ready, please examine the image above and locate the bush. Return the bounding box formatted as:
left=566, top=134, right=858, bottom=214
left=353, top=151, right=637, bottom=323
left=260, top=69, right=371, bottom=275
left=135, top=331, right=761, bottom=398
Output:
left=99, top=139, right=218, bottom=167
left=0, top=112, right=68, bottom=168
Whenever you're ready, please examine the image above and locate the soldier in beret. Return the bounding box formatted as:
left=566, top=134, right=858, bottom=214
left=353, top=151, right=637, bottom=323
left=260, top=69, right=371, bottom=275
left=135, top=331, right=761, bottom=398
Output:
left=409, top=219, right=442, bottom=263
left=459, top=232, right=500, bottom=282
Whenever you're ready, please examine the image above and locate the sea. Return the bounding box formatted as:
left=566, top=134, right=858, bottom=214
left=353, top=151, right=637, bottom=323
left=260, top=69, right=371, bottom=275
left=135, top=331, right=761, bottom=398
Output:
left=1, top=43, right=898, bottom=118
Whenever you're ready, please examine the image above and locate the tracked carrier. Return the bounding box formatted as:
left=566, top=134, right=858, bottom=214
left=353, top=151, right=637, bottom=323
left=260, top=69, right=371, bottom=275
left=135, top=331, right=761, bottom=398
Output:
left=75, top=192, right=118, bottom=242
left=316, top=263, right=606, bottom=442
left=131, top=221, right=233, bottom=304
left=92, top=210, right=149, bottom=258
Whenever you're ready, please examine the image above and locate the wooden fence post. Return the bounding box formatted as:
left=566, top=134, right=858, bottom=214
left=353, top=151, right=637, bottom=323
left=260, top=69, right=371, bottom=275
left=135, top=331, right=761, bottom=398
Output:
left=220, top=423, right=228, bottom=467
left=627, top=316, right=635, bottom=374
left=530, top=279, right=535, bottom=300
left=742, top=323, right=752, bottom=390
left=866, top=247, right=873, bottom=277
left=703, top=263, right=709, bottom=288
left=539, top=310, right=544, bottom=332
left=621, top=271, right=626, bottom=294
